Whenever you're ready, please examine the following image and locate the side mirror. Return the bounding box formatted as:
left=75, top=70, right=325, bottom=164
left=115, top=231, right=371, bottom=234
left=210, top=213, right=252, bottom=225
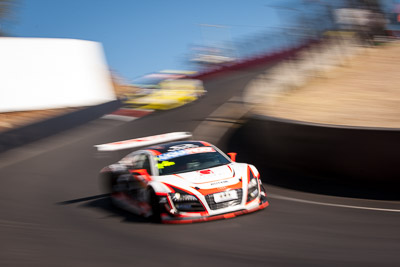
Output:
left=130, top=169, right=151, bottom=182
left=227, top=152, right=237, bottom=162
left=131, top=169, right=149, bottom=176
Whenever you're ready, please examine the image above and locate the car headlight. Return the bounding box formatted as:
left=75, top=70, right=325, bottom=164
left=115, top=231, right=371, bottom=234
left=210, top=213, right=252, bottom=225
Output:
left=168, top=192, right=205, bottom=212
left=169, top=192, right=198, bottom=202
left=248, top=178, right=258, bottom=189
left=247, top=178, right=259, bottom=202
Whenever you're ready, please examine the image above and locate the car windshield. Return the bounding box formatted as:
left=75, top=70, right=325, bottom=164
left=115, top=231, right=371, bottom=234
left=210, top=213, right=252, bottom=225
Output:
left=133, top=73, right=185, bottom=88
left=156, top=149, right=230, bottom=176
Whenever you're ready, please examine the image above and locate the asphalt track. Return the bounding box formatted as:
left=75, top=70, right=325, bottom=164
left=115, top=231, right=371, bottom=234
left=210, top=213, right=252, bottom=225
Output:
left=0, top=68, right=399, bottom=267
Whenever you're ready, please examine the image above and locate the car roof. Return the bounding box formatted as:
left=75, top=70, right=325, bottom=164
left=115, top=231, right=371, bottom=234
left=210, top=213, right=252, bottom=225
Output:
left=146, top=141, right=211, bottom=154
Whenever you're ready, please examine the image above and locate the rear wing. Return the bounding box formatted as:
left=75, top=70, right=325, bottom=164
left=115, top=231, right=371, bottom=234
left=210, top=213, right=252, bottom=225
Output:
left=95, top=132, right=192, bottom=151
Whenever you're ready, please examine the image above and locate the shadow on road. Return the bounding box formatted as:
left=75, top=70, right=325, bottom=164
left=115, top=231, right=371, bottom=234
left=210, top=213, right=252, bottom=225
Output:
left=58, top=194, right=152, bottom=224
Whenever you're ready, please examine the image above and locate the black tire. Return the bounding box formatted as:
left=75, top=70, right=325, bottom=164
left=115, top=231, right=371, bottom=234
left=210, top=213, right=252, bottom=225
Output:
left=148, top=188, right=161, bottom=223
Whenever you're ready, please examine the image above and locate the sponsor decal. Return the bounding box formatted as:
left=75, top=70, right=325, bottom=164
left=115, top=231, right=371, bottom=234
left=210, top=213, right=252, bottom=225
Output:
left=167, top=144, right=199, bottom=151
left=157, top=147, right=215, bottom=161
left=156, top=161, right=175, bottom=169
left=210, top=180, right=229, bottom=186
left=199, top=169, right=213, bottom=175
left=213, top=190, right=238, bottom=203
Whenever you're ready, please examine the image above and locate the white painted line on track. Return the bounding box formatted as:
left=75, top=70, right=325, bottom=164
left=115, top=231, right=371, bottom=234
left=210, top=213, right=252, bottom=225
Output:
left=132, top=108, right=154, bottom=112
left=101, top=114, right=137, bottom=121
left=268, top=194, right=400, bottom=213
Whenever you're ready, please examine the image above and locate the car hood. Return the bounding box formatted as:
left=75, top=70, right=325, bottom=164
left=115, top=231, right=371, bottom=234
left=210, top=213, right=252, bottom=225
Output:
left=158, top=163, right=246, bottom=190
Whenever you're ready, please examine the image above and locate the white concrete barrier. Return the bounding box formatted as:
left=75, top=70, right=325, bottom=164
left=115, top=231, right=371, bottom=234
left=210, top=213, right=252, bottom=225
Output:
left=0, top=38, right=116, bottom=112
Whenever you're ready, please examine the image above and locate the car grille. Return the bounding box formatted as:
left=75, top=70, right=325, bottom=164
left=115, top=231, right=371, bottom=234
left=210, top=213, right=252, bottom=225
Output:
left=205, top=189, right=243, bottom=210
left=174, top=202, right=205, bottom=212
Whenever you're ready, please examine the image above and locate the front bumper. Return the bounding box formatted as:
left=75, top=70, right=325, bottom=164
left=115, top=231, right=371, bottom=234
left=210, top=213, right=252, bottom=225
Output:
left=160, top=198, right=269, bottom=224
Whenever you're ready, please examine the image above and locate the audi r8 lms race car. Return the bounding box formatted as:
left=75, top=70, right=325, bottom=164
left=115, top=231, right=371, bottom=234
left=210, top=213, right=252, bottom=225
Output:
left=96, top=132, right=268, bottom=224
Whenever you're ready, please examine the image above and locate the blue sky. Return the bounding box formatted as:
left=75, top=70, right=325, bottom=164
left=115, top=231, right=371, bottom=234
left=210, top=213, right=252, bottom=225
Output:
left=5, top=0, right=396, bottom=82
left=5, top=0, right=294, bottom=81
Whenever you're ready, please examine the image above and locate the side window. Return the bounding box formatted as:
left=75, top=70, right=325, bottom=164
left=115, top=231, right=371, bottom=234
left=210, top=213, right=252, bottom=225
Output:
left=142, top=156, right=152, bottom=174
left=131, top=154, right=152, bottom=175
left=120, top=154, right=138, bottom=167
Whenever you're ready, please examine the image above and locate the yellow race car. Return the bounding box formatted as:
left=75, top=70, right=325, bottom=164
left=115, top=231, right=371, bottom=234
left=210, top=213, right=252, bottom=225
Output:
left=124, top=79, right=205, bottom=110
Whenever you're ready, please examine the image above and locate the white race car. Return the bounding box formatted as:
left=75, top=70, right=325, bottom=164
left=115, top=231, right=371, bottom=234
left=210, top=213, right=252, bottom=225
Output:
left=97, top=132, right=268, bottom=223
